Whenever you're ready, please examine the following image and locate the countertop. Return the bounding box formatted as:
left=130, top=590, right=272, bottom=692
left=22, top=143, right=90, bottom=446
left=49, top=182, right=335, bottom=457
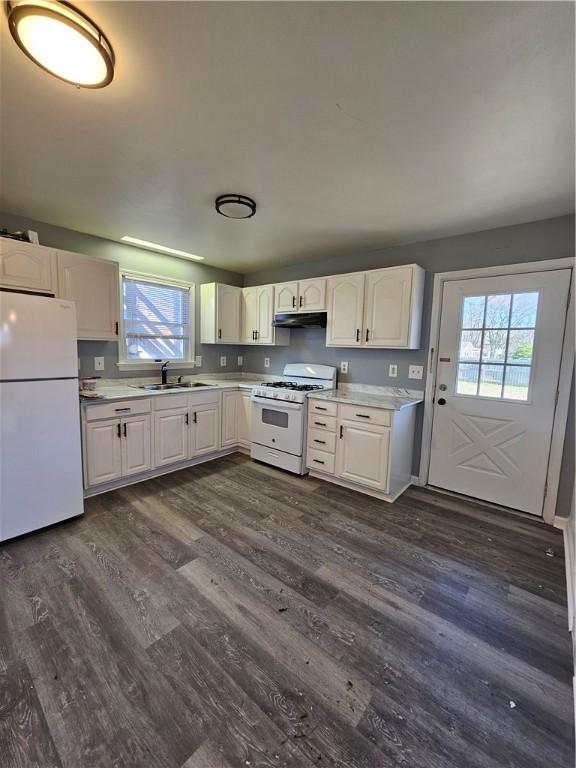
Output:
left=309, top=388, right=423, bottom=411
left=80, top=377, right=264, bottom=404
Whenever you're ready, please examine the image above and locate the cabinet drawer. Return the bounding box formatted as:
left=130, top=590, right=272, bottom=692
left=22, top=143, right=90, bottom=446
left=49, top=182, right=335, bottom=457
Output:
left=306, top=448, right=335, bottom=474
left=153, top=393, right=190, bottom=411
left=309, top=399, right=337, bottom=417
left=338, top=403, right=391, bottom=427
left=308, top=414, right=337, bottom=432
left=85, top=399, right=152, bottom=421
left=307, top=428, right=336, bottom=454
left=189, top=389, right=220, bottom=406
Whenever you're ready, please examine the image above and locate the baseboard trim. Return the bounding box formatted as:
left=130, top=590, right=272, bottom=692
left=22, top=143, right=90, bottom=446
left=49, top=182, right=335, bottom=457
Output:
left=308, top=470, right=412, bottom=503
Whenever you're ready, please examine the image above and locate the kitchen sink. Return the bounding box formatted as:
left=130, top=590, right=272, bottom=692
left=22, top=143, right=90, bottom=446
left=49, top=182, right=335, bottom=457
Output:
left=136, top=382, right=209, bottom=390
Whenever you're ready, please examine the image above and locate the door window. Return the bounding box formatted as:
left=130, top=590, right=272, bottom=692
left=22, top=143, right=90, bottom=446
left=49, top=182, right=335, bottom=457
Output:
left=455, top=292, right=539, bottom=401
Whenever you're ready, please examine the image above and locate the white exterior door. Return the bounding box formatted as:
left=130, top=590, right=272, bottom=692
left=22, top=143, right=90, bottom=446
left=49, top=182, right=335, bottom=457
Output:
left=0, top=240, right=56, bottom=293
left=298, top=279, right=326, bottom=311
left=121, top=414, right=152, bottom=476
left=192, top=404, right=220, bottom=456
left=86, top=420, right=122, bottom=486
left=274, top=282, right=298, bottom=313
left=336, top=421, right=390, bottom=491
left=216, top=284, right=241, bottom=343
left=241, top=287, right=258, bottom=343
left=221, top=391, right=239, bottom=447
left=363, top=266, right=412, bottom=346
left=428, top=270, right=571, bottom=515
left=256, top=285, right=274, bottom=344
left=154, top=408, right=189, bottom=467
left=326, top=273, right=365, bottom=346
left=57, top=251, right=119, bottom=339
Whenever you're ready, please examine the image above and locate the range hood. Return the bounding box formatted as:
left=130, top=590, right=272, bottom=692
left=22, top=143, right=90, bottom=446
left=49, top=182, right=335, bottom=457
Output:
left=273, top=312, right=327, bottom=328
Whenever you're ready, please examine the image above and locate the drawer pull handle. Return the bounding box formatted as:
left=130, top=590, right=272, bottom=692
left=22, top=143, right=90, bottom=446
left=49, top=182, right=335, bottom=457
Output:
left=314, top=421, right=326, bottom=426
left=115, top=407, right=131, bottom=412
left=314, top=406, right=327, bottom=411
left=313, top=459, right=325, bottom=464
left=339, top=425, right=343, bottom=439
left=356, top=413, right=370, bottom=419
left=314, top=439, right=326, bottom=444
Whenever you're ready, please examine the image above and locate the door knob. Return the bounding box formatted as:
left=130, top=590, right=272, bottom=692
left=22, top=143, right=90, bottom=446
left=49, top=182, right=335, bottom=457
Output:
left=439, top=384, right=447, bottom=391
left=437, top=398, right=446, bottom=406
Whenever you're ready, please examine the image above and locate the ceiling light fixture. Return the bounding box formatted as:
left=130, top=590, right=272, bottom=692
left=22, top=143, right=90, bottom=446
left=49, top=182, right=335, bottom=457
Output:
left=215, top=194, right=256, bottom=219
left=7, top=0, right=114, bottom=88
left=121, top=236, right=205, bottom=262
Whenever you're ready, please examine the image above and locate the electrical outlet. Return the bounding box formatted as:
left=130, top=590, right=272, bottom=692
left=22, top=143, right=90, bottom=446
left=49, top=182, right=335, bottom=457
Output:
left=94, top=357, right=104, bottom=371
left=340, top=361, right=348, bottom=374
left=264, top=357, right=270, bottom=368
left=195, top=355, right=202, bottom=367
left=220, top=356, right=227, bottom=367
left=237, top=355, right=243, bottom=367
left=408, top=365, right=424, bottom=380
left=389, top=364, right=398, bottom=378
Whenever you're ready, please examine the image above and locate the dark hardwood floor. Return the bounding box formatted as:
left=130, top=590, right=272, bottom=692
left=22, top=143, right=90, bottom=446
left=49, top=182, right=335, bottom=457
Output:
left=1, top=453, right=573, bottom=767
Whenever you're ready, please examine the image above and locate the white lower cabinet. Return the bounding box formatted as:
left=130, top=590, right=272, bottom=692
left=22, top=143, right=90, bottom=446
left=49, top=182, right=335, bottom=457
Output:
left=85, top=413, right=151, bottom=486
left=222, top=390, right=252, bottom=448
left=238, top=391, right=252, bottom=448
left=192, top=403, right=220, bottom=456
left=306, top=397, right=416, bottom=501
left=336, top=421, right=390, bottom=492
left=154, top=408, right=189, bottom=467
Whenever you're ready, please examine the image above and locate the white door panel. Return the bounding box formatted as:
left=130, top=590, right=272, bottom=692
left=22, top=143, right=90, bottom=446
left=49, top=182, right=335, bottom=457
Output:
left=86, top=419, right=122, bottom=486
left=326, top=273, right=364, bottom=346
left=256, top=285, right=274, bottom=344
left=274, top=282, right=298, bottom=313
left=336, top=421, right=390, bottom=491
left=428, top=269, right=571, bottom=515
left=154, top=409, right=189, bottom=466
left=192, top=404, right=220, bottom=456
left=363, top=267, right=412, bottom=346
left=122, top=414, right=152, bottom=476
left=298, top=279, right=326, bottom=311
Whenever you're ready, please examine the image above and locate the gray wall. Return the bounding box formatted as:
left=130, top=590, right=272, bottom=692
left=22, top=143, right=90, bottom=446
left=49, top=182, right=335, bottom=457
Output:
left=0, top=212, right=244, bottom=378
left=244, top=215, right=575, bottom=511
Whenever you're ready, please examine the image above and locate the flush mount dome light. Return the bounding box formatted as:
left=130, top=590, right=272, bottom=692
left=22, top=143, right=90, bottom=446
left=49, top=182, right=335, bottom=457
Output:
left=215, top=194, right=256, bottom=219
left=7, top=0, right=114, bottom=88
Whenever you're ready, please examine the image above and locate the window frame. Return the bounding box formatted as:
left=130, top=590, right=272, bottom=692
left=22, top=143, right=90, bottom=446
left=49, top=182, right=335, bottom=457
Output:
left=117, top=270, right=196, bottom=371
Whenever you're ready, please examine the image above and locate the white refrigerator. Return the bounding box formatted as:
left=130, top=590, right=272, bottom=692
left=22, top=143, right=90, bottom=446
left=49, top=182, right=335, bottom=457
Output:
left=0, top=291, right=84, bottom=541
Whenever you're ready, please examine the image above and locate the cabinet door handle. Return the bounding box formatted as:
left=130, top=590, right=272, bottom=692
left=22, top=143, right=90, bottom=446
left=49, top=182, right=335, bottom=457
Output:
left=255, top=330, right=259, bottom=340
left=313, top=439, right=326, bottom=444
left=117, top=423, right=121, bottom=438
left=356, top=413, right=370, bottom=419
left=314, top=421, right=326, bottom=427
left=185, top=412, right=189, bottom=425
left=339, top=425, right=344, bottom=439
left=365, top=328, right=370, bottom=342
left=123, top=423, right=127, bottom=437
left=252, top=330, right=256, bottom=341
left=115, top=407, right=131, bottom=412
left=313, top=458, right=325, bottom=464
left=314, top=406, right=327, bottom=411
left=292, top=296, right=296, bottom=308
left=356, top=328, right=360, bottom=342
left=218, top=328, right=222, bottom=340
left=193, top=412, right=197, bottom=424
left=299, top=296, right=303, bottom=308
left=115, top=321, right=119, bottom=335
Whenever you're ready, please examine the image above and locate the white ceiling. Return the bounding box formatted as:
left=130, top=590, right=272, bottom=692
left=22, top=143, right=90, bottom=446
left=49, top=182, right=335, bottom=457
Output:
left=1, top=1, right=573, bottom=272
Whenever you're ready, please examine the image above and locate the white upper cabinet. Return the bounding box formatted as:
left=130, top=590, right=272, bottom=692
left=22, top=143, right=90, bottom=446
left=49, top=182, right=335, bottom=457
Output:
left=0, top=240, right=57, bottom=293
left=255, top=284, right=275, bottom=344
left=325, top=273, right=365, bottom=346
left=274, top=282, right=299, bottom=313
left=201, top=282, right=241, bottom=344
left=327, top=265, right=424, bottom=349
left=298, top=278, right=326, bottom=311
left=363, top=266, right=423, bottom=348
left=240, top=286, right=258, bottom=344
left=240, top=284, right=288, bottom=346
left=274, top=278, right=326, bottom=313
left=57, top=251, right=119, bottom=340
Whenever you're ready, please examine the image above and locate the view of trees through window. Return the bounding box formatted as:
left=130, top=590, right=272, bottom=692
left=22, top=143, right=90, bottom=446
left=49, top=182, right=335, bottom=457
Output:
left=456, top=292, right=539, bottom=400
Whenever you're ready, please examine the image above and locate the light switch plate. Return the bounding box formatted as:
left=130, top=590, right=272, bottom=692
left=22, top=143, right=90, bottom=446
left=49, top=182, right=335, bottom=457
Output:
left=389, top=364, right=398, bottom=378
left=340, top=361, right=348, bottom=374
left=408, top=365, right=424, bottom=380
left=220, top=356, right=226, bottom=367
left=264, top=357, right=270, bottom=368
left=237, top=355, right=243, bottom=367
left=94, top=357, right=105, bottom=371
left=195, top=355, right=202, bottom=367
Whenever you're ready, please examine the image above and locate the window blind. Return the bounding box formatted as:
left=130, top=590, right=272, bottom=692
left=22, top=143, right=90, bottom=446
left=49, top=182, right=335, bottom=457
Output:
left=122, top=275, right=191, bottom=361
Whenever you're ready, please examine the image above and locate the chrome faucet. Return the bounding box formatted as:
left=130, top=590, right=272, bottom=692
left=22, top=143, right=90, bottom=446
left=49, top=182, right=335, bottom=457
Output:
left=161, top=361, right=169, bottom=384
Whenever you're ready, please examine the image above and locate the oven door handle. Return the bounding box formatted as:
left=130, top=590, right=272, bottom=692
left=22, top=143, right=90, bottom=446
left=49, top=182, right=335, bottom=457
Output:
left=251, top=395, right=303, bottom=411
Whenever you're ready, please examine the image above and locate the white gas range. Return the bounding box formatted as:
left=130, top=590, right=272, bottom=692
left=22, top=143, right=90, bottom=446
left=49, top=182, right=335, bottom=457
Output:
left=251, top=363, right=337, bottom=474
